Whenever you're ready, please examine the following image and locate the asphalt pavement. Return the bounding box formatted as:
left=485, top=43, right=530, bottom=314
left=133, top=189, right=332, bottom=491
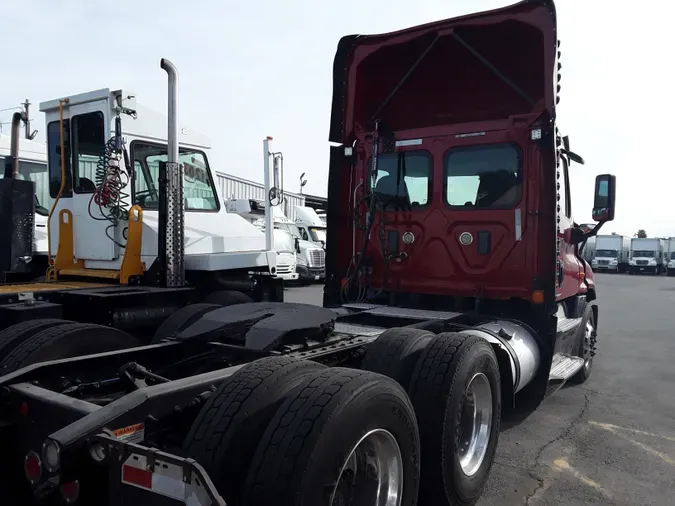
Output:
left=284, top=274, right=675, bottom=505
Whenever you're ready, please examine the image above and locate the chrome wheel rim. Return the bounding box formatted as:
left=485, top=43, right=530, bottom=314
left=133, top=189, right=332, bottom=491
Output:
left=583, top=321, right=594, bottom=371
left=330, top=428, right=403, bottom=506
left=458, top=372, right=493, bottom=477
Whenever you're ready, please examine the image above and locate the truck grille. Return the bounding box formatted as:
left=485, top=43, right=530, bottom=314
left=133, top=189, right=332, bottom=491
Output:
left=636, top=260, right=648, bottom=266
left=597, top=260, right=609, bottom=266
left=308, top=249, right=325, bottom=268
left=276, top=264, right=294, bottom=274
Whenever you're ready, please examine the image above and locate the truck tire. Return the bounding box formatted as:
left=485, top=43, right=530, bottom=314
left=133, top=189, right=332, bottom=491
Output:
left=202, top=289, right=253, bottom=306
left=243, top=368, right=420, bottom=506
left=183, top=356, right=326, bottom=506
left=571, top=304, right=596, bottom=384
left=0, top=323, right=142, bottom=374
left=408, top=333, right=501, bottom=506
left=361, top=327, right=435, bottom=390
left=0, top=318, right=74, bottom=358
left=151, top=303, right=221, bottom=344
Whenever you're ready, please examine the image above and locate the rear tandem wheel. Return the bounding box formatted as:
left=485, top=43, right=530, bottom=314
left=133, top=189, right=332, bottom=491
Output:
left=0, top=322, right=142, bottom=374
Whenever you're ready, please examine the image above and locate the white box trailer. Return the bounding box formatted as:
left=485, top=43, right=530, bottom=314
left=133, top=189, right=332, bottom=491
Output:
left=580, top=235, right=595, bottom=264
left=629, top=237, right=666, bottom=275
left=591, top=235, right=630, bottom=273
left=666, top=237, right=675, bottom=276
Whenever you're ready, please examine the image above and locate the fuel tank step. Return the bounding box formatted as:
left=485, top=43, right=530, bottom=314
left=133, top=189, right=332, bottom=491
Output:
left=548, top=354, right=585, bottom=382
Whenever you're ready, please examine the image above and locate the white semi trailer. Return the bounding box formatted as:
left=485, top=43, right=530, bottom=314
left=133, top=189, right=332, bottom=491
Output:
left=666, top=237, right=675, bottom=276
left=629, top=237, right=666, bottom=275
left=580, top=235, right=595, bottom=264
left=591, top=235, right=630, bottom=273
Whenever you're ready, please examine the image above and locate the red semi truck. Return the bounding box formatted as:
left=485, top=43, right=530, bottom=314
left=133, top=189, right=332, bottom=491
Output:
left=0, top=1, right=615, bottom=505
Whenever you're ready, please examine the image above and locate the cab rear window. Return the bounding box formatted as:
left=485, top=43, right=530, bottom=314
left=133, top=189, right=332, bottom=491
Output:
left=444, top=143, right=522, bottom=209
left=367, top=150, right=432, bottom=208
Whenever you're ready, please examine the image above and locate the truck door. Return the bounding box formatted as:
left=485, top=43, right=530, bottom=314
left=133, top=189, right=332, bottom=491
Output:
left=366, top=132, right=534, bottom=299
left=557, top=156, right=583, bottom=299
left=47, top=99, right=118, bottom=262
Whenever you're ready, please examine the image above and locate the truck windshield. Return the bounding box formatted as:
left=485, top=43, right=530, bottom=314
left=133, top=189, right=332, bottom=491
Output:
left=596, top=249, right=618, bottom=257
left=633, top=250, right=655, bottom=257
left=275, top=223, right=302, bottom=239
left=445, top=143, right=522, bottom=209
left=309, top=227, right=326, bottom=243
left=132, top=141, right=219, bottom=211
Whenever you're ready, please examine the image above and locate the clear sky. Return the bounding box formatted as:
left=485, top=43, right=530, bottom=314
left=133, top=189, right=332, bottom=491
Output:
left=1, top=0, right=672, bottom=237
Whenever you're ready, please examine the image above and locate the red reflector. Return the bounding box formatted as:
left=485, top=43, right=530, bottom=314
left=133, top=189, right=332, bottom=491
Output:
left=122, top=464, right=152, bottom=489
left=60, top=480, right=80, bottom=504
left=24, top=451, right=42, bottom=484
left=20, top=402, right=29, bottom=417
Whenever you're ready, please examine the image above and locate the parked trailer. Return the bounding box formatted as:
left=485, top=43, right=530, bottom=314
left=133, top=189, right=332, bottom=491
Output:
left=591, top=235, right=630, bottom=273
left=666, top=237, right=675, bottom=276
left=0, top=2, right=617, bottom=505
left=580, top=234, right=596, bottom=264
left=629, top=237, right=666, bottom=275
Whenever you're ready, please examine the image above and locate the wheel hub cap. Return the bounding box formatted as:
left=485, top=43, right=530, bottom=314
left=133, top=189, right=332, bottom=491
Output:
left=330, top=428, right=403, bottom=506
left=458, top=372, right=493, bottom=477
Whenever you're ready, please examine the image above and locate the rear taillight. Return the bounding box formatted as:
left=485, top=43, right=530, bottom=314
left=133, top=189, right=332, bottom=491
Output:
left=60, top=480, right=80, bottom=504
left=24, top=451, right=42, bottom=484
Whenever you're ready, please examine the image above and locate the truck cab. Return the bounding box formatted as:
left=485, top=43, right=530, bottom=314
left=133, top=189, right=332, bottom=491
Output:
left=629, top=237, right=665, bottom=275
left=591, top=234, right=630, bottom=273
left=36, top=89, right=277, bottom=285
left=324, top=0, right=616, bottom=423
left=269, top=207, right=325, bottom=282
left=295, top=205, right=327, bottom=248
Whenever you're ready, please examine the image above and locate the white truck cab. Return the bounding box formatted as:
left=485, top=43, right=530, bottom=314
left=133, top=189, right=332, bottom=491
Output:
left=591, top=235, right=630, bottom=273
left=224, top=199, right=298, bottom=282
left=36, top=87, right=276, bottom=282
left=629, top=237, right=665, bottom=275
left=295, top=206, right=327, bottom=248
left=294, top=206, right=326, bottom=281
left=274, top=207, right=325, bottom=282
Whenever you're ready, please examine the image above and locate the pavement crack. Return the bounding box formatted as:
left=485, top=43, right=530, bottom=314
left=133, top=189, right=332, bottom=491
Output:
left=523, top=393, right=591, bottom=505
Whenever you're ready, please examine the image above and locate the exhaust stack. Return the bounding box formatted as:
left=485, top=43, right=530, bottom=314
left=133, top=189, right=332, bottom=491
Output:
left=3, top=112, right=22, bottom=179
left=159, top=58, right=185, bottom=288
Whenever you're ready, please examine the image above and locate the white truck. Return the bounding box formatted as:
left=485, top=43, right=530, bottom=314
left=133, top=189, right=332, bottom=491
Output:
left=580, top=235, right=595, bottom=264
left=226, top=200, right=325, bottom=282
left=666, top=237, right=675, bottom=276
left=295, top=205, right=327, bottom=249
left=629, top=237, right=666, bottom=275
left=3, top=78, right=287, bottom=308
left=591, top=235, right=630, bottom=273
left=294, top=206, right=327, bottom=281
left=271, top=207, right=325, bottom=282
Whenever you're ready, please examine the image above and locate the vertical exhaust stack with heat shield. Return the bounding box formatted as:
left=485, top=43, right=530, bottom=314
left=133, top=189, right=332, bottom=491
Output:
left=159, top=58, right=185, bottom=288
left=0, top=112, right=35, bottom=281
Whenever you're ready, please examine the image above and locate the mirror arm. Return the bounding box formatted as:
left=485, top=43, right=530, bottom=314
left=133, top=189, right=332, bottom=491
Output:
left=574, top=220, right=606, bottom=245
